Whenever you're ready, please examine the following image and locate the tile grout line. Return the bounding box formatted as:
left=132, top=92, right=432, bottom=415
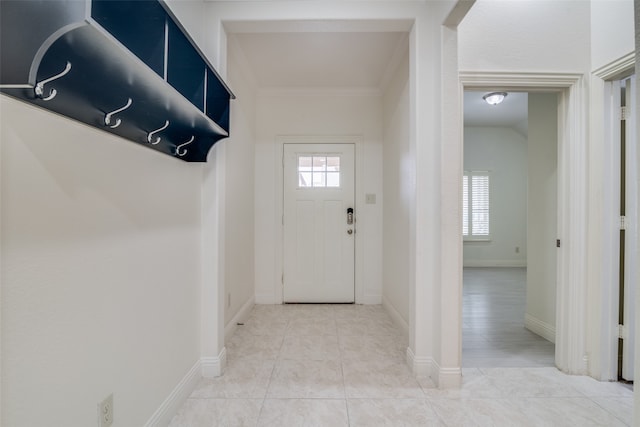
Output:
left=335, top=305, right=351, bottom=426
left=254, top=311, right=288, bottom=426
left=337, top=318, right=352, bottom=426
left=587, top=394, right=634, bottom=427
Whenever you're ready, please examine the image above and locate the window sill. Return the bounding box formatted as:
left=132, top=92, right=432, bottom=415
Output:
left=463, top=237, right=492, bottom=243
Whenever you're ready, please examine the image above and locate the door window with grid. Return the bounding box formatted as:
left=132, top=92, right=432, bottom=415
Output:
left=463, top=171, right=491, bottom=240
left=297, top=155, right=341, bottom=188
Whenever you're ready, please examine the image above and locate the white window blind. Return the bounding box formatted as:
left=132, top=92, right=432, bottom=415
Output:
left=463, top=171, right=490, bottom=239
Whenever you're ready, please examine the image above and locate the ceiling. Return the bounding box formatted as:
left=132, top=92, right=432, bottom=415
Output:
left=231, top=31, right=408, bottom=90
left=229, top=27, right=528, bottom=131
left=464, top=91, right=528, bottom=135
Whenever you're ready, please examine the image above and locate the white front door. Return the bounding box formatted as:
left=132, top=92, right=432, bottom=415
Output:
left=283, top=143, right=355, bottom=303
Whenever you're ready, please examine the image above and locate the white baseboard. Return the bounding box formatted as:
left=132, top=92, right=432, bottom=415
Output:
left=382, top=296, right=409, bottom=337
left=435, top=364, right=462, bottom=389
left=225, top=296, right=255, bottom=340
left=463, top=260, right=527, bottom=268
left=254, top=292, right=280, bottom=304
left=406, top=348, right=461, bottom=389
left=406, top=347, right=432, bottom=377
left=144, top=360, right=201, bottom=427
left=525, top=314, right=556, bottom=343
left=201, top=347, right=227, bottom=378
left=361, top=294, right=382, bottom=304
left=255, top=293, right=382, bottom=305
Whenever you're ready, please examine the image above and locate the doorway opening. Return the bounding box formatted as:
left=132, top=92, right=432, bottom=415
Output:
left=462, top=90, right=558, bottom=368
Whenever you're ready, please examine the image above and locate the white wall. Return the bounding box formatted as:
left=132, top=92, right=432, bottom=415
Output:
left=459, top=0, right=590, bottom=73
left=463, top=126, right=527, bottom=267
left=253, top=92, right=384, bottom=304
left=1, top=96, right=202, bottom=426
left=163, top=0, right=206, bottom=47
left=0, top=1, right=239, bottom=424
left=526, top=93, right=558, bottom=342
left=382, top=48, right=411, bottom=329
left=591, top=0, right=634, bottom=71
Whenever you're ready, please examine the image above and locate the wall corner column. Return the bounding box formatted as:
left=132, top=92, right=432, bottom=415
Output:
left=438, top=21, right=463, bottom=389
left=554, top=77, right=589, bottom=375
left=407, top=12, right=437, bottom=380
left=200, top=143, right=227, bottom=378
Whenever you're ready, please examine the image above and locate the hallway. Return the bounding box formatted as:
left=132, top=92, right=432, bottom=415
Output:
left=463, top=267, right=555, bottom=368
left=169, top=304, right=632, bottom=426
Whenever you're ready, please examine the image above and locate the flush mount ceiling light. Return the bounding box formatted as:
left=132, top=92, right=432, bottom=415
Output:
left=483, top=92, right=508, bottom=105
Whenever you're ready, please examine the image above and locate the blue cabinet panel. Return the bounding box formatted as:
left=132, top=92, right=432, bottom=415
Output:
left=0, top=0, right=86, bottom=85
left=0, top=0, right=234, bottom=162
left=207, top=68, right=231, bottom=133
left=91, top=0, right=167, bottom=78
left=167, top=19, right=206, bottom=111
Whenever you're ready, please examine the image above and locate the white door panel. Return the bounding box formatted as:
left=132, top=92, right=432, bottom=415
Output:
left=283, top=143, right=355, bottom=303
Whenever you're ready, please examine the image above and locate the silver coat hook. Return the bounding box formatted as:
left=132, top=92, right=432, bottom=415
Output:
left=34, top=61, right=72, bottom=101
left=176, top=135, right=195, bottom=157
left=104, top=98, right=132, bottom=129
left=147, top=120, right=169, bottom=145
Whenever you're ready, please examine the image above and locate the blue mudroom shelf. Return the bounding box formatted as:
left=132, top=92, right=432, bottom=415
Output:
left=0, top=0, right=234, bottom=162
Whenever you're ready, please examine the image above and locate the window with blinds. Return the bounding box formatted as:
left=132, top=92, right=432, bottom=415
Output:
left=463, top=171, right=490, bottom=240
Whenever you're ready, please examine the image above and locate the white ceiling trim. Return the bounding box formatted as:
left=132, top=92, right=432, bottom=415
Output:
left=592, top=52, right=635, bottom=80
left=443, top=0, right=476, bottom=28
left=459, top=71, right=582, bottom=91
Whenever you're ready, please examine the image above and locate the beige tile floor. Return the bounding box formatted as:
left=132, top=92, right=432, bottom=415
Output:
left=169, top=303, right=633, bottom=426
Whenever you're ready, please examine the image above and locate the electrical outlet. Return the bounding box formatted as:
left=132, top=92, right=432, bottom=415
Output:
left=515, top=246, right=520, bottom=254
left=227, top=293, right=231, bottom=308
left=98, top=394, right=113, bottom=427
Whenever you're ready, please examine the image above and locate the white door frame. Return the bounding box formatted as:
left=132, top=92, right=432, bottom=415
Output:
left=621, top=75, right=637, bottom=380
left=274, top=135, right=364, bottom=304
left=592, top=53, right=636, bottom=381
left=459, top=72, right=587, bottom=374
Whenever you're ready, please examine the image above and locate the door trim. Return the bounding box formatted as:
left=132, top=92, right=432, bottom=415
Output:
left=274, top=135, right=364, bottom=304
left=459, top=71, right=587, bottom=375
